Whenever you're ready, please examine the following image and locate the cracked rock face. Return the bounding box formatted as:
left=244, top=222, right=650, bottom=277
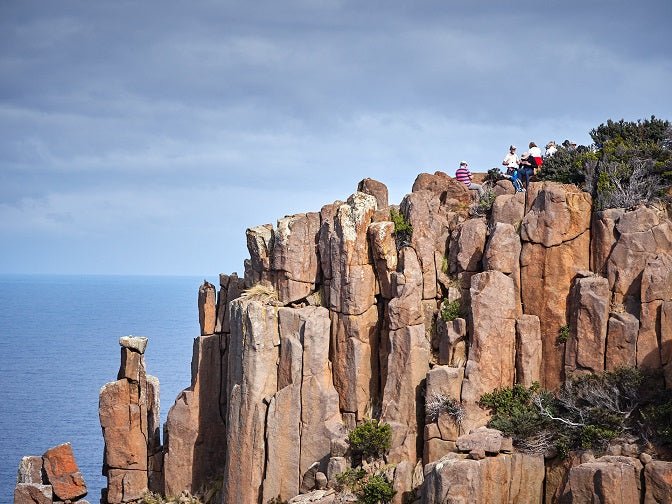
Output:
left=89, top=175, right=672, bottom=503
left=520, top=182, right=592, bottom=390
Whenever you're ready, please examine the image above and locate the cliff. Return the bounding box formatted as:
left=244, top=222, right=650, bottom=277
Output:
left=96, top=173, right=672, bottom=503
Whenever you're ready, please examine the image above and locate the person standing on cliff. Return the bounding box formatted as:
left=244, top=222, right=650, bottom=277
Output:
left=502, top=145, right=524, bottom=192
left=455, top=161, right=483, bottom=196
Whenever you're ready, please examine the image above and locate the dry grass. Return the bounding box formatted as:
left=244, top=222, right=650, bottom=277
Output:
left=240, top=283, right=279, bottom=304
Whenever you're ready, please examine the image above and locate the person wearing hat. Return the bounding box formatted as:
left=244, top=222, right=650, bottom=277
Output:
left=455, top=161, right=483, bottom=196
left=502, top=145, right=524, bottom=192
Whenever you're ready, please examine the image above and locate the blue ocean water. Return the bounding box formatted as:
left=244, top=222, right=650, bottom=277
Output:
left=0, top=275, right=206, bottom=503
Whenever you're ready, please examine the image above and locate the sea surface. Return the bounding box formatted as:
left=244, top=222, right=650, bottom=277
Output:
left=0, top=274, right=206, bottom=503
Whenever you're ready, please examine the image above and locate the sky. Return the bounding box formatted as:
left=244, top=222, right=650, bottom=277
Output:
left=1, top=0, right=671, bottom=276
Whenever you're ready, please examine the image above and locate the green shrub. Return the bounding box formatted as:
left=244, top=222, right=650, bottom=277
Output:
left=335, top=467, right=367, bottom=492
left=390, top=208, right=412, bottom=247
left=479, top=383, right=554, bottom=444
left=641, top=393, right=672, bottom=444
left=440, top=299, right=462, bottom=322
left=471, top=186, right=496, bottom=216
left=348, top=419, right=392, bottom=460
left=358, top=474, right=396, bottom=504
left=483, top=167, right=504, bottom=183
left=557, top=325, right=570, bottom=344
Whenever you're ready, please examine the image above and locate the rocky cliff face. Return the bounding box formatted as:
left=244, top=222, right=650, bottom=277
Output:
left=96, top=173, right=672, bottom=503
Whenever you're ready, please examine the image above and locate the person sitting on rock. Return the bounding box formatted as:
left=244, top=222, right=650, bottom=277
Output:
left=455, top=161, right=483, bottom=196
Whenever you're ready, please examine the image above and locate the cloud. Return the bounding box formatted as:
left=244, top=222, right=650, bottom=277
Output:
left=0, top=1, right=670, bottom=274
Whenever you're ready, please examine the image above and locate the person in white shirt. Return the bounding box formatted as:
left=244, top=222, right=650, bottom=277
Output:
left=545, top=140, right=557, bottom=157
left=502, top=145, right=523, bottom=191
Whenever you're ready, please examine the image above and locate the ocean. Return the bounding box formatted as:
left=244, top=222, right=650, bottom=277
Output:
left=0, top=274, right=205, bottom=503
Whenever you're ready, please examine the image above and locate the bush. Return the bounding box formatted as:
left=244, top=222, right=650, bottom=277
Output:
left=425, top=392, right=465, bottom=424
left=557, top=325, right=570, bottom=344
left=390, top=208, right=412, bottom=248
left=334, top=467, right=367, bottom=492
left=478, top=368, right=660, bottom=456
left=539, top=116, right=672, bottom=210
left=440, top=299, right=462, bottom=322
left=483, top=167, right=504, bottom=183
left=348, top=419, right=392, bottom=460
left=471, top=186, right=496, bottom=216
left=358, top=474, right=396, bottom=504
left=641, top=391, right=672, bottom=444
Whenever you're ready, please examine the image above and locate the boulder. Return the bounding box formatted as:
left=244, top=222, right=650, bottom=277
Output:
left=561, top=456, right=642, bottom=504
left=590, top=208, right=625, bottom=276
left=521, top=182, right=592, bottom=247
left=483, top=222, right=522, bottom=316
left=17, top=456, right=44, bottom=484
left=490, top=191, right=526, bottom=228
left=456, top=427, right=506, bottom=454
left=214, top=274, right=230, bottom=333
left=423, top=453, right=542, bottom=504
left=119, top=335, right=148, bottom=354
left=358, top=178, right=389, bottom=209
left=14, top=483, right=52, bottom=504
left=271, top=212, right=321, bottom=303
left=483, top=222, right=522, bottom=275
left=449, top=218, right=488, bottom=276
left=368, top=221, right=398, bottom=299
left=411, top=171, right=471, bottom=206
left=42, top=443, right=87, bottom=501
left=245, top=223, right=274, bottom=286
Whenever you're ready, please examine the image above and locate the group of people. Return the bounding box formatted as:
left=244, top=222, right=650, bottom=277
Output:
left=456, top=140, right=559, bottom=195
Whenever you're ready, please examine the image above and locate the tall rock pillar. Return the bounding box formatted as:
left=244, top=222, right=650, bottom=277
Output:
left=520, top=182, right=592, bottom=389
left=100, top=336, right=160, bottom=504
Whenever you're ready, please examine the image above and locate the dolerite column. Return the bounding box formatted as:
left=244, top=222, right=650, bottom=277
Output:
left=100, top=336, right=161, bottom=503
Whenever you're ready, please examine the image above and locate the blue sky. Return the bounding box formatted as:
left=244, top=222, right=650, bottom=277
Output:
left=1, top=1, right=671, bottom=276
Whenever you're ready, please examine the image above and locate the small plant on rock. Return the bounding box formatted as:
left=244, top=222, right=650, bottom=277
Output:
left=471, top=186, right=497, bottom=216
left=557, top=325, right=570, bottom=344
left=425, top=392, right=465, bottom=424
left=440, top=299, right=462, bottom=322
left=358, top=474, right=396, bottom=504
left=348, top=419, right=392, bottom=461
left=390, top=208, right=413, bottom=248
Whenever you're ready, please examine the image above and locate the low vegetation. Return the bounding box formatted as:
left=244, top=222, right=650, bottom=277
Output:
left=557, top=325, right=570, bottom=344
left=425, top=392, right=465, bottom=424
left=470, top=185, right=496, bottom=216
left=348, top=418, right=392, bottom=461
left=338, top=419, right=396, bottom=503
left=539, top=116, right=672, bottom=210
left=478, top=368, right=672, bottom=457
left=390, top=208, right=412, bottom=248
left=440, top=299, right=462, bottom=322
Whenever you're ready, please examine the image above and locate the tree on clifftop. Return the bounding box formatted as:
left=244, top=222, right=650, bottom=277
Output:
left=540, top=116, right=672, bottom=210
